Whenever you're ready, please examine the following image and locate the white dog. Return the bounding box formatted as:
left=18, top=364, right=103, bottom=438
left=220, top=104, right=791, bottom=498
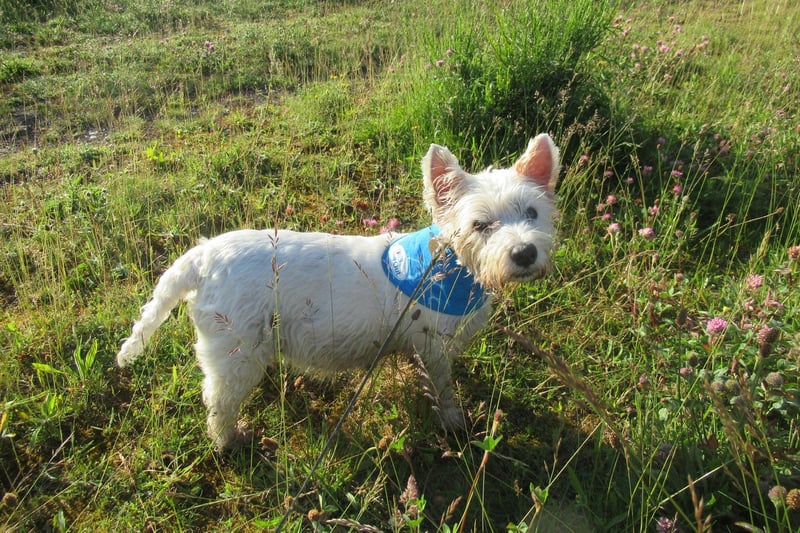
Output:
left=117, top=134, right=560, bottom=450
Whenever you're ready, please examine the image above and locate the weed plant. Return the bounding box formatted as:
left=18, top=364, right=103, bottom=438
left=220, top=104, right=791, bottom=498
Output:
left=1, top=0, right=799, bottom=531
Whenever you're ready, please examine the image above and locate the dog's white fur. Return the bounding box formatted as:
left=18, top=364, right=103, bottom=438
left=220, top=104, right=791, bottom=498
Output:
left=117, top=134, right=560, bottom=450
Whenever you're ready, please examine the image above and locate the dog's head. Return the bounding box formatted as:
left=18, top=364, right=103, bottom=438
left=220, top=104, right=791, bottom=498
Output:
left=421, top=134, right=560, bottom=290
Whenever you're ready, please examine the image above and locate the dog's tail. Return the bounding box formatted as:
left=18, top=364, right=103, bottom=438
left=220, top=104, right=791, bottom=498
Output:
left=117, top=247, right=202, bottom=367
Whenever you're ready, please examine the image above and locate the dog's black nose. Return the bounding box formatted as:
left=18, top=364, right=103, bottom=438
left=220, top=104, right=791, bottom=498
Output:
left=510, top=243, right=537, bottom=267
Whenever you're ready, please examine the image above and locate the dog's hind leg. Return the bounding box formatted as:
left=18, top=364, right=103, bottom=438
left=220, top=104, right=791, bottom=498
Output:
left=195, top=332, right=269, bottom=450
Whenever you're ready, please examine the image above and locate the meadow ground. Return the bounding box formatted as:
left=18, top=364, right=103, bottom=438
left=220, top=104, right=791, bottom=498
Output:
left=1, top=0, right=799, bottom=530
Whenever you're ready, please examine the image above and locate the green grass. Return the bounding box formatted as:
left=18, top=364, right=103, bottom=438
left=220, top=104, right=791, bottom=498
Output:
left=1, top=0, right=799, bottom=530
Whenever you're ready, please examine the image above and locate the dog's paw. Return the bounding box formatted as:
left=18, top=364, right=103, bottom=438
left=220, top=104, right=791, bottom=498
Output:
left=214, top=420, right=253, bottom=453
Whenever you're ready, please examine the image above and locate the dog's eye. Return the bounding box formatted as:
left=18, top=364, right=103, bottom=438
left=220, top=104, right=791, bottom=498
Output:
left=526, top=207, right=538, bottom=220
left=473, top=220, right=491, bottom=233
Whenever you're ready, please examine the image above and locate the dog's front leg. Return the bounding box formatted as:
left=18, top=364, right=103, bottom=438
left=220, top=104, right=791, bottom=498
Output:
left=413, top=331, right=465, bottom=431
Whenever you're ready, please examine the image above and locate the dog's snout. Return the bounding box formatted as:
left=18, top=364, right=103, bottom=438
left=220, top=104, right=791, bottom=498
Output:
left=510, top=243, right=537, bottom=267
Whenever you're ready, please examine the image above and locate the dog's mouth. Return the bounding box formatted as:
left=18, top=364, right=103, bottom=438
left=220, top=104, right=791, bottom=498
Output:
left=478, top=265, right=549, bottom=290
left=511, top=268, right=546, bottom=282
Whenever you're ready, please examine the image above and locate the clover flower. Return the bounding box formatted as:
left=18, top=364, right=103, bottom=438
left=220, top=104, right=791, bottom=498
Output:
left=764, top=372, right=784, bottom=388
left=745, top=274, right=763, bottom=291
left=706, top=317, right=727, bottom=336
left=757, top=325, right=779, bottom=345
left=638, top=227, right=656, bottom=240
left=787, top=488, right=800, bottom=510
left=655, top=515, right=679, bottom=533
left=768, top=485, right=787, bottom=507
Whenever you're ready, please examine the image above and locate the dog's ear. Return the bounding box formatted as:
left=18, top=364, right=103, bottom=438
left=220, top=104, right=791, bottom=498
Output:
left=422, top=144, right=464, bottom=212
left=514, top=133, right=560, bottom=193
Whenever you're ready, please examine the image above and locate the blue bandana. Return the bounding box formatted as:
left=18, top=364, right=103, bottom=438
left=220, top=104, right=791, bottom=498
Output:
left=382, top=225, right=487, bottom=316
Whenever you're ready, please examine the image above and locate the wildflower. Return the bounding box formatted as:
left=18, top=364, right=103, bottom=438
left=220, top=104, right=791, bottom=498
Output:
left=601, top=213, right=612, bottom=221
left=764, top=372, right=784, bottom=388
left=745, top=274, right=763, bottom=291
left=307, top=509, right=326, bottom=522
left=757, top=325, right=779, bottom=345
left=648, top=205, right=659, bottom=216
left=676, top=49, right=684, bottom=56
left=362, top=218, right=378, bottom=227
left=445, top=48, right=454, bottom=56
left=670, top=169, right=683, bottom=178
left=764, top=295, right=784, bottom=311
left=399, top=475, right=419, bottom=505
left=659, top=44, right=670, bottom=53
left=678, top=366, right=693, bottom=376
left=284, top=204, right=295, bottom=216
left=638, top=227, right=656, bottom=240
left=399, top=475, right=420, bottom=518
left=730, top=395, right=746, bottom=408
left=604, top=170, right=614, bottom=178
left=625, top=176, right=635, bottom=184
left=642, top=165, right=653, bottom=174
left=709, top=380, right=726, bottom=395
left=672, top=183, right=684, bottom=195
left=605, top=427, right=621, bottom=449
left=724, top=379, right=740, bottom=394
left=606, top=194, right=617, bottom=205
left=1, top=492, right=18, bottom=508
left=788, top=245, right=800, bottom=260
left=706, top=317, right=727, bottom=336
left=606, top=222, right=621, bottom=234
left=787, top=488, right=800, bottom=510
left=204, top=40, right=216, bottom=52
left=579, top=154, right=590, bottom=165
left=435, top=59, right=445, bottom=67
left=768, top=485, right=787, bottom=507
left=657, top=136, right=667, bottom=147
left=380, top=218, right=401, bottom=233
left=655, top=515, right=679, bottom=533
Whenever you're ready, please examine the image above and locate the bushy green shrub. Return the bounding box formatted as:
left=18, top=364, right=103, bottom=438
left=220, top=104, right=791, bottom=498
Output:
left=392, top=0, right=615, bottom=162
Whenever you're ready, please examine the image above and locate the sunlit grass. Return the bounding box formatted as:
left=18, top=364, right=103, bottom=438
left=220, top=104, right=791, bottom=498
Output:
left=1, top=0, right=799, bottom=531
